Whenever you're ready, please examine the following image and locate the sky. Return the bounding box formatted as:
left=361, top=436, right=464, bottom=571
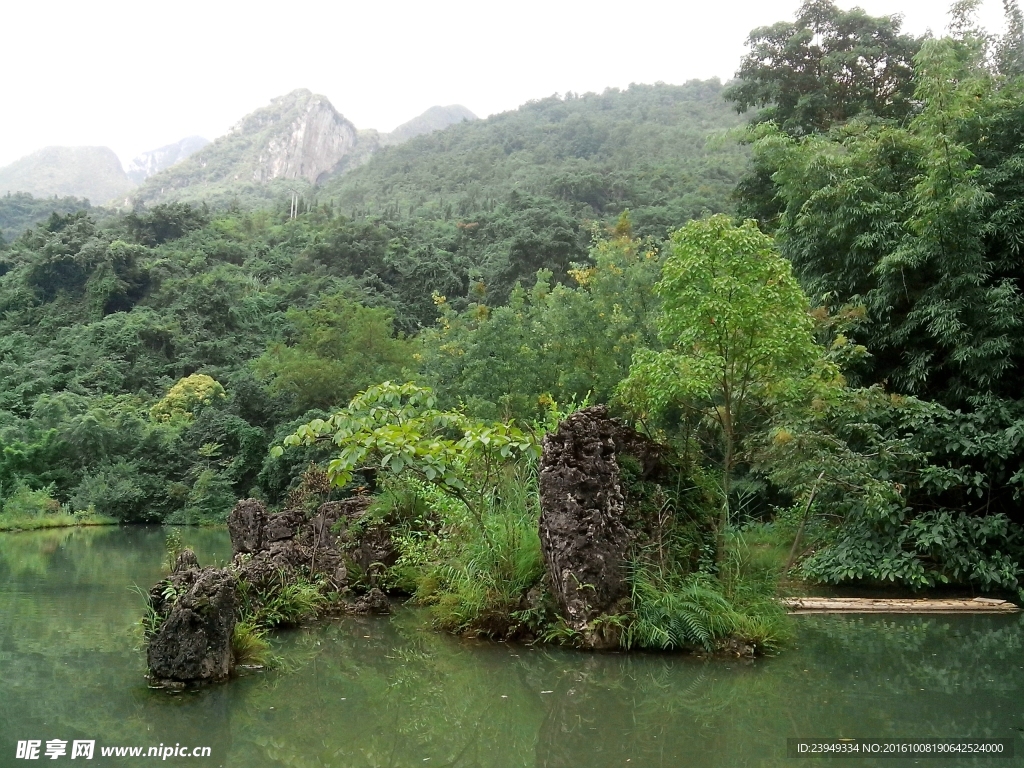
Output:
left=0, top=0, right=1010, bottom=170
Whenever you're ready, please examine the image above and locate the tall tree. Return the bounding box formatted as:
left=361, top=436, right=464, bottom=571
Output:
left=618, top=215, right=829, bottom=559
left=725, top=0, right=922, bottom=229
left=255, top=293, right=411, bottom=414
left=725, top=0, right=921, bottom=137
left=761, top=27, right=1024, bottom=406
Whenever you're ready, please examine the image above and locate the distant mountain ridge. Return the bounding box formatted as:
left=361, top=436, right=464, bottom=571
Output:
left=0, top=95, right=477, bottom=209
left=0, top=146, right=133, bottom=204
left=126, top=136, right=209, bottom=184
left=131, top=91, right=477, bottom=207
left=383, top=105, right=477, bottom=145
left=129, top=90, right=359, bottom=206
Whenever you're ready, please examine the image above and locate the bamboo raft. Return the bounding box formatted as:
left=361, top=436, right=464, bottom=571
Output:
left=781, top=597, right=1021, bottom=614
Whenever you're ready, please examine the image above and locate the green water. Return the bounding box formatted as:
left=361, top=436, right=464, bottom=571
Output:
left=1, top=527, right=1022, bottom=767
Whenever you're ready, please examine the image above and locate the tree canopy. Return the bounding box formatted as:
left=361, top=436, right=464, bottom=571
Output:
left=724, top=0, right=921, bottom=136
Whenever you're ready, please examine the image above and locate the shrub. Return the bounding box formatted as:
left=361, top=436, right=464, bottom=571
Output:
left=623, top=562, right=791, bottom=653
left=71, top=461, right=149, bottom=522
left=1, top=482, right=59, bottom=519
left=235, top=572, right=329, bottom=629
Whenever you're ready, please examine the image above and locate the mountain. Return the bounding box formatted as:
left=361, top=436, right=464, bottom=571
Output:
left=128, top=82, right=747, bottom=231
left=0, top=146, right=134, bottom=204
left=383, top=105, right=477, bottom=145
left=126, top=136, right=210, bottom=184
left=131, top=96, right=479, bottom=208
left=131, top=90, right=362, bottom=207
left=320, top=80, right=749, bottom=240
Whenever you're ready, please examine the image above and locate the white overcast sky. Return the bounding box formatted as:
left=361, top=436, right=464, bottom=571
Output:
left=0, top=0, right=1010, bottom=170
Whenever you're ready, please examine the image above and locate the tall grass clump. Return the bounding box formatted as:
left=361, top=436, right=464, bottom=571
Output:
left=623, top=563, right=791, bottom=653
left=719, top=528, right=794, bottom=652
left=396, top=466, right=545, bottom=636
left=236, top=573, right=329, bottom=629
left=232, top=621, right=273, bottom=667
left=622, top=524, right=793, bottom=653
left=623, top=567, right=739, bottom=651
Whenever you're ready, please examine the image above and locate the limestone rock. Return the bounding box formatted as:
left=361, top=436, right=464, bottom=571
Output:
left=147, top=567, right=237, bottom=684
left=348, top=587, right=391, bottom=615
left=538, top=406, right=631, bottom=647
left=344, top=520, right=398, bottom=583
left=227, top=496, right=392, bottom=590
left=173, top=548, right=200, bottom=573
left=252, top=93, right=358, bottom=184
left=265, top=509, right=305, bottom=542
left=609, top=419, right=670, bottom=483
left=228, top=498, right=268, bottom=554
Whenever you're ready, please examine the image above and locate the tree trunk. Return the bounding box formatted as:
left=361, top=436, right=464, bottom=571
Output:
left=717, top=408, right=734, bottom=566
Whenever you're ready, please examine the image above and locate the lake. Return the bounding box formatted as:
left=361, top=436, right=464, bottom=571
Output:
left=1, top=526, right=1022, bottom=767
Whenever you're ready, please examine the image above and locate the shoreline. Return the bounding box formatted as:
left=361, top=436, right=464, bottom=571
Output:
left=0, top=515, right=119, bottom=533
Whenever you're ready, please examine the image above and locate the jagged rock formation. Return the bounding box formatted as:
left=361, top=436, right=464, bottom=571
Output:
left=0, top=146, right=134, bottom=203
left=247, top=93, right=357, bottom=184
left=349, top=587, right=392, bottom=615
left=227, top=496, right=396, bottom=597
left=126, top=136, right=209, bottom=184
left=132, top=90, right=360, bottom=205
left=131, top=93, right=478, bottom=207
left=228, top=498, right=268, bottom=554
left=146, top=553, right=237, bottom=686
left=538, top=406, right=631, bottom=648
left=538, top=406, right=671, bottom=649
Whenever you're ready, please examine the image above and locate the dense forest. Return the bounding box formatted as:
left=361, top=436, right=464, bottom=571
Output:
left=4, top=0, right=1024, bottom=652
left=0, top=192, right=94, bottom=243
left=321, top=80, right=749, bottom=240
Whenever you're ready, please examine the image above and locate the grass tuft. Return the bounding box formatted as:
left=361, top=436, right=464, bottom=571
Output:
left=236, top=574, right=329, bottom=629
left=232, top=621, right=273, bottom=667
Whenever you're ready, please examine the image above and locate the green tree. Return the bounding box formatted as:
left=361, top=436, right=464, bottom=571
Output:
left=760, top=23, right=1024, bottom=406
left=763, top=388, right=1023, bottom=590
left=725, top=0, right=922, bottom=229
left=150, top=374, right=226, bottom=422
left=255, top=293, right=410, bottom=414
left=123, top=202, right=209, bottom=246
left=273, top=382, right=539, bottom=529
left=725, top=0, right=921, bottom=136
left=618, top=215, right=830, bottom=558
left=418, top=218, right=662, bottom=419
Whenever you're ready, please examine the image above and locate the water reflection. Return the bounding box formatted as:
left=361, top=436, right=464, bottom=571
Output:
left=1, top=527, right=1022, bottom=767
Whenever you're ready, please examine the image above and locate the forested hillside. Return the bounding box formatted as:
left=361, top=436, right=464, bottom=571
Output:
left=0, top=192, right=93, bottom=243
left=322, top=80, right=749, bottom=240
left=4, top=0, right=1024, bottom=626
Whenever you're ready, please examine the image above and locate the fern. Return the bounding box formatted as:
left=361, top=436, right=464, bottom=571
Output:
left=624, top=567, right=740, bottom=652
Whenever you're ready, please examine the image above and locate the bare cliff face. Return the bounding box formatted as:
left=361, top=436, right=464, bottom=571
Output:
left=132, top=89, right=362, bottom=205
left=251, top=94, right=358, bottom=184
left=132, top=91, right=476, bottom=207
